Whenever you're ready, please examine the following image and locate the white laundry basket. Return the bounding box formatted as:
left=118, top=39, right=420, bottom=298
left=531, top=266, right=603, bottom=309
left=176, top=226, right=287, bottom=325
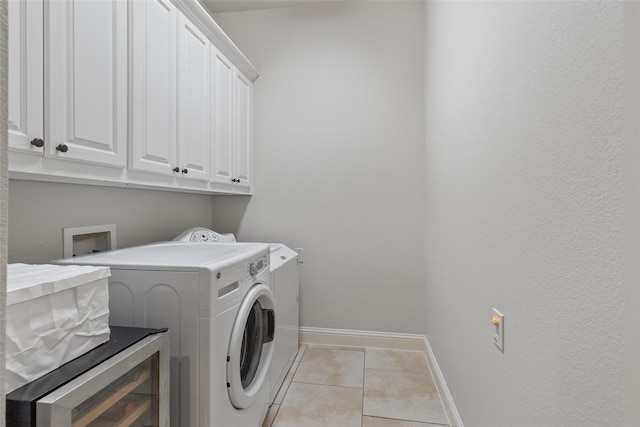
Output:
left=6, top=263, right=111, bottom=393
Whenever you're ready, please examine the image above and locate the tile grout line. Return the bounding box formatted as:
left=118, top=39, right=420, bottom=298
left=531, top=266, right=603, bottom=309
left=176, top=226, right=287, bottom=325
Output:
left=266, top=345, right=306, bottom=427
left=288, top=380, right=364, bottom=390
left=274, top=345, right=448, bottom=427
left=365, top=414, right=450, bottom=427
left=279, top=358, right=301, bottom=396
left=422, top=352, right=452, bottom=427
left=361, top=347, right=366, bottom=427
left=364, top=348, right=449, bottom=426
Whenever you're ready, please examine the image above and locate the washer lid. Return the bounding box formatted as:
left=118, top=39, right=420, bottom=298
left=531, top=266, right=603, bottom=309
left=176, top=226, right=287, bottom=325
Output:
left=54, top=241, right=269, bottom=271
left=270, top=244, right=298, bottom=270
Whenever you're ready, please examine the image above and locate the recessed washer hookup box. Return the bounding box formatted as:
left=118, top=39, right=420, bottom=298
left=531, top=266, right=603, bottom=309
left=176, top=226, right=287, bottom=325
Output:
left=6, top=263, right=111, bottom=393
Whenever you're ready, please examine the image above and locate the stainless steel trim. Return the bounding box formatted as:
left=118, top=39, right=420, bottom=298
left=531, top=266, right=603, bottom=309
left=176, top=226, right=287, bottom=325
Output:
left=36, top=331, right=170, bottom=427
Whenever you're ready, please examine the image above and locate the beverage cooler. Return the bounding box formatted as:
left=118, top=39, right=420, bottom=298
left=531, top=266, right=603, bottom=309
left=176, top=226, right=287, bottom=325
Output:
left=6, top=326, right=170, bottom=427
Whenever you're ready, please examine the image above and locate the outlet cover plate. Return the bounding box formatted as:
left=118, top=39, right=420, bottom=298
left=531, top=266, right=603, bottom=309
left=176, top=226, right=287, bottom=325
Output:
left=493, top=308, right=504, bottom=352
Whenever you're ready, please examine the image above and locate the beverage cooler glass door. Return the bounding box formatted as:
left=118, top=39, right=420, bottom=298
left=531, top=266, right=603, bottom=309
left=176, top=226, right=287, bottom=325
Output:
left=36, top=331, right=170, bottom=427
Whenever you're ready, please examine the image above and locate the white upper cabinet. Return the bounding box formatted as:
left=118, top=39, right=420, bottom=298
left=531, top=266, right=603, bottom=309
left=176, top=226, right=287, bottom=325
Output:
left=210, top=49, right=253, bottom=190
left=130, top=0, right=178, bottom=176
left=8, top=0, right=44, bottom=155
left=8, top=0, right=258, bottom=194
left=177, top=13, right=211, bottom=181
left=131, top=2, right=211, bottom=182
left=234, top=71, right=253, bottom=188
left=210, top=48, right=234, bottom=185
left=46, top=0, right=127, bottom=167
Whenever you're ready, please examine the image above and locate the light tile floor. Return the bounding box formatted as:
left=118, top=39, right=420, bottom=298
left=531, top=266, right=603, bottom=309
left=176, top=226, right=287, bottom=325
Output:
left=263, top=344, right=450, bottom=427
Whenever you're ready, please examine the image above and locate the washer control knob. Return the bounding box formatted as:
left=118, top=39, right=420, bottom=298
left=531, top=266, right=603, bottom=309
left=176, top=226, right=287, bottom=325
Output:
left=249, top=262, right=258, bottom=276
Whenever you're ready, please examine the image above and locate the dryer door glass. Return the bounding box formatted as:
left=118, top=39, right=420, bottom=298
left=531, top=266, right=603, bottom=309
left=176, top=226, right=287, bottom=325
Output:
left=240, top=301, right=264, bottom=388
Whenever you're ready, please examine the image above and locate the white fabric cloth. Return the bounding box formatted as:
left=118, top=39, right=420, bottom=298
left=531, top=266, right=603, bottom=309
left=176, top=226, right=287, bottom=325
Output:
left=6, top=263, right=111, bottom=393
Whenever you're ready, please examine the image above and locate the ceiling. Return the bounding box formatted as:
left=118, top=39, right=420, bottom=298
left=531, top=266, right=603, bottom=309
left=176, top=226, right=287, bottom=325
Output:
left=200, top=0, right=327, bottom=14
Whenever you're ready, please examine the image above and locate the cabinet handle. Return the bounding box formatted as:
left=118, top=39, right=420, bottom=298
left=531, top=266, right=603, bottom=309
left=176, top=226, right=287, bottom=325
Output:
left=173, top=167, right=180, bottom=173
left=182, top=168, right=188, bottom=174
left=56, top=144, right=68, bottom=153
left=30, top=138, right=44, bottom=148
left=231, top=178, right=237, bottom=183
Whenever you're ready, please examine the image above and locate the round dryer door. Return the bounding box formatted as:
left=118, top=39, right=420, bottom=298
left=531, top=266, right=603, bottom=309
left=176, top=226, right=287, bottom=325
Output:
left=227, top=283, right=275, bottom=409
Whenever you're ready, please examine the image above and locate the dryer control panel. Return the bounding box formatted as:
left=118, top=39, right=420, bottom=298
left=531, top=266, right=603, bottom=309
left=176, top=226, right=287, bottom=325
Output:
left=247, top=254, right=269, bottom=279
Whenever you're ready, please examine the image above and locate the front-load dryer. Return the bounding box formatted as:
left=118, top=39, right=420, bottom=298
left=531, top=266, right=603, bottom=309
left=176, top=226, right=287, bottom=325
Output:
left=55, top=241, right=274, bottom=427
left=173, top=228, right=300, bottom=404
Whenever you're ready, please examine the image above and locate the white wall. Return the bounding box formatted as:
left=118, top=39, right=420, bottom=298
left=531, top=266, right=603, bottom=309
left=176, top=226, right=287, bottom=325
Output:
left=423, top=2, right=627, bottom=426
left=624, top=2, right=640, bottom=426
left=8, top=180, right=216, bottom=263
left=1, top=0, right=9, bottom=418
left=212, top=2, right=426, bottom=334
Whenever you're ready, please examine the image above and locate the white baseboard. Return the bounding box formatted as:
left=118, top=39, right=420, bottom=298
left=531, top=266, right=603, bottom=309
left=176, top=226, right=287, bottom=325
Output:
left=299, top=326, right=427, bottom=351
left=298, top=326, right=463, bottom=427
left=424, top=335, right=464, bottom=427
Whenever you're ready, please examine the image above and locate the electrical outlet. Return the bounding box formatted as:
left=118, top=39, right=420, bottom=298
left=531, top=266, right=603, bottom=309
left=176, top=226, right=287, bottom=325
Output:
left=492, top=308, right=504, bottom=352
left=295, top=248, right=304, bottom=264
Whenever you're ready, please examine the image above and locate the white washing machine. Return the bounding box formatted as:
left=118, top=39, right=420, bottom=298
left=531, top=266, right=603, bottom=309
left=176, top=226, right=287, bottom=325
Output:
left=55, top=241, right=274, bottom=427
left=174, top=229, right=299, bottom=404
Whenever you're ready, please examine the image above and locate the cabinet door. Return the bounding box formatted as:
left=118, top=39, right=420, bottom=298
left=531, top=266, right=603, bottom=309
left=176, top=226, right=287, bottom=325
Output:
left=210, top=48, right=234, bottom=185
left=177, top=14, right=210, bottom=182
left=234, top=71, right=253, bottom=188
left=8, top=0, right=44, bottom=155
left=46, top=0, right=127, bottom=167
left=130, top=0, right=178, bottom=176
